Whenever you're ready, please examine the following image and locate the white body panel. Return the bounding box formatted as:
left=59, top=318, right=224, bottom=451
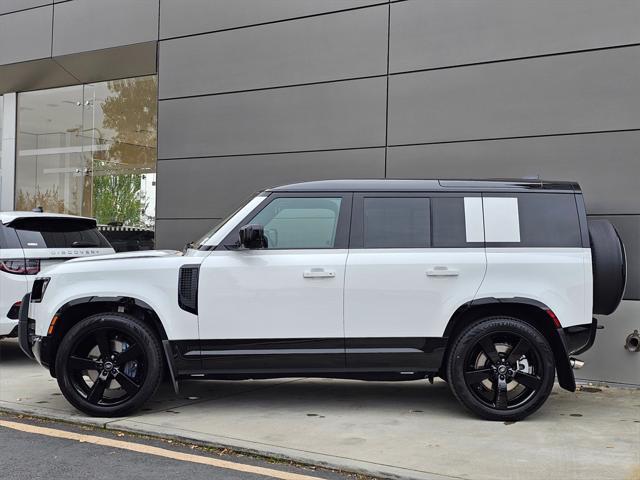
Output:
left=476, top=248, right=592, bottom=328
left=0, top=272, right=27, bottom=336
left=344, top=248, right=486, bottom=337
left=1, top=247, right=113, bottom=336
left=198, top=249, right=347, bottom=339
left=29, top=251, right=201, bottom=340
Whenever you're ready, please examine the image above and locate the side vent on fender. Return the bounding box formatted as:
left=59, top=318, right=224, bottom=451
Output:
left=178, top=265, right=200, bottom=314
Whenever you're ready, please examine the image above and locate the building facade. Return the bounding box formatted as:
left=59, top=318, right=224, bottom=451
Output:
left=0, top=0, right=638, bottom=384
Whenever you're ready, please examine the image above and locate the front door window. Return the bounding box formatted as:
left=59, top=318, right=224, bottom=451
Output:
left=249, top=197, right=342, bottom=249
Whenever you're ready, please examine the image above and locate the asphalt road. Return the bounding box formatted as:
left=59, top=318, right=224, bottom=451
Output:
left=0, top=414, right=364, bottom=480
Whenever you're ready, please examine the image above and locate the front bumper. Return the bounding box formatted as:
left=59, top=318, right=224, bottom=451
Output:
left=17, top=293, right=53, bottom=370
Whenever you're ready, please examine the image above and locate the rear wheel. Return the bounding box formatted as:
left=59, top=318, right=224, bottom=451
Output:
left=447, top=317, right=555, bottom=421
left=55, top=312, right=163, bottom=417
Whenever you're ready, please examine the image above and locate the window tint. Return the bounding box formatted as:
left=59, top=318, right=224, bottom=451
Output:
left=0, top=224, right=22, bottom=249
left=11, top=218, right=111, bottom=249
left=249, top=197, right=342, bottom=249
left=432, top=197, right=471, bottom=247
left=363, top=197, right=431, bottom=248
left=514, top=193, right=582, bottom=247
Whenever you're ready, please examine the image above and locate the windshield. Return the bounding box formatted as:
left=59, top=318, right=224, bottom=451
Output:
left=192, top=192, right=268, bottom=249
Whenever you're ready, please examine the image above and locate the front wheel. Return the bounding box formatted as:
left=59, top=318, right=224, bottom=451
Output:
left=447, top=317, right=555, bottom=421
left=55, top=312, right=163, bottom=417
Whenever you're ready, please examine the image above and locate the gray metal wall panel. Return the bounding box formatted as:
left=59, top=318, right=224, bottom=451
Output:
left=155, top=218, right=220, bottom=250
left=55, top=42, right=157, bottom=84
left=386, top=131, right=640, bottom=215
left=156, top=148, right=385, bottom=219
left=578, top=300, right=640, bottom=385
left=0, top=58, right=77, bottom=94
left=388, top=47, right=640, bottom=146
left=158, top=77, right=387, bottom=159
left=52, top=0, right=159, bottom=56
left=597, top=215, right=640, bottom=300
left=390, top=0, right=640, bottom=73
left=158, top=5, right=388, bottom=99
left=0, top=7, right=52, bottom=65
left=159, top=0, right=386, bottom=39
left=0, top=0, right=50, bottom=15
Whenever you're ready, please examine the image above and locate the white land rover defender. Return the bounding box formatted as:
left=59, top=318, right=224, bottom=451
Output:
left=19, top=180, right=626, bottom=421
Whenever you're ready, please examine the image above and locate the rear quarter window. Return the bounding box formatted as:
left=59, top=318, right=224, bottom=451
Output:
left=515, top=193, right=582, bottom=248
left=0, top=224, right=22, bottom=249
left=483, top=193, right=582, bottom=247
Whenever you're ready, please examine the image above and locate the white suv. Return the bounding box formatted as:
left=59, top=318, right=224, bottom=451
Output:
left=19, top=180, right=626, bottom=421
left=1, top=211, right=113, bottom=338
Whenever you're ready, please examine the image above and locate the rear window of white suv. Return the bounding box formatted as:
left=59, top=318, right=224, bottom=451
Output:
left=8, top=218, right=111, bottom=249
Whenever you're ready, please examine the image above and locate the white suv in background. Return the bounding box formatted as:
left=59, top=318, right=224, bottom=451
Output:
left=19, top=180, right=626, bottom=421
left=1, top=212, right=114, bottom=338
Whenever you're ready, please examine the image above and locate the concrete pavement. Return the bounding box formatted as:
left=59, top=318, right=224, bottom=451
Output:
left=0, top=414, right=355, bottom=480
left=1, top=339, right=639, bottom=480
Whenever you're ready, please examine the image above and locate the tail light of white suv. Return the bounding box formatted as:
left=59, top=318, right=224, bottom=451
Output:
left=0, top=258, right=40, bottom=275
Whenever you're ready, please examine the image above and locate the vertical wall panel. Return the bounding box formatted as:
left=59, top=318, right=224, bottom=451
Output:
left=160, top=0, right=386, bottom=39
left=390, top=0, right=640, bottom=73
left=158, top=77, right=387, bottom=159
left=0, top=0, right=51, bottom=15
left=0, top=6, right=52, bottom=65
left=156, top=148, right=385, bottom=219
left=388, top=47, right=640, bottom=145
left=53, top=0, right=159, bottom=56
left=158, top=5, right=388, bottom=99
left=596, top=215, right=640, bottom=300
left=387, top=131, right=640, bottom=215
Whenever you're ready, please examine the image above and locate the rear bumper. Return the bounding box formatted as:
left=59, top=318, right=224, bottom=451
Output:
left=564, top=318, right=599, bottom=356
left=0, top=320, right=18, bottom=337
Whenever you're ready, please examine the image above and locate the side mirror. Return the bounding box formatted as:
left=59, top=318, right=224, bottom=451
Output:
left=238, top=224, right=267, bottom=249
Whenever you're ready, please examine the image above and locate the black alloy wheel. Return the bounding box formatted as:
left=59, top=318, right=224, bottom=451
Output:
left=447, top=317, right=555, bottom=421
left=56, top=313, right=163, bottom=417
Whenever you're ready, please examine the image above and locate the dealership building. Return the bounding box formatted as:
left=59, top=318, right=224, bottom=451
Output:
left=0, top=0, right=637, bottom=385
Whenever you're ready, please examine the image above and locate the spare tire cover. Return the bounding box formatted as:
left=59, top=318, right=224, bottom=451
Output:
left=589, top=219, right=626, bottom=315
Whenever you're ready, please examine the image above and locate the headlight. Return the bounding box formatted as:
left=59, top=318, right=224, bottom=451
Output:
left=31, top=277, right=50, bottom=303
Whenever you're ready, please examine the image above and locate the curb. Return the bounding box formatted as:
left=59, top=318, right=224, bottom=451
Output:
left=0, top=402, right=458, bottom=480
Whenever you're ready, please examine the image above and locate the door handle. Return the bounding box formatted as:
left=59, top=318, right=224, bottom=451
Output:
left=303, top=268, right=336, bottom=279
left=426, top=266, right=459, bottom=277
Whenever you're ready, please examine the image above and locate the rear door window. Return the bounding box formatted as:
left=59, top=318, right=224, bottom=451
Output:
left=10, top=218, right=111, bottom=249
left=362, top=197, right=431, bottom=248
left=431, top=197, right=478, bottom=247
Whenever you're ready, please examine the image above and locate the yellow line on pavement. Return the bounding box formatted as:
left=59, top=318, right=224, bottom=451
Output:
left=0, top=419, right=324, bottom=480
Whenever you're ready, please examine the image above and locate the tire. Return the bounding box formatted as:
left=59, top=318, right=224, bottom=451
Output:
left=589, top=219, right=626, bottom=315
left=55, top=312, right=163, bottom=417
left=447, top=317, right=555, bottom=421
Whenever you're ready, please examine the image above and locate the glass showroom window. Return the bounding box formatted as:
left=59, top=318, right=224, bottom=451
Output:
left=15, top=76, right=157, bottom=236
left=0, top=95, right=3, bottom=195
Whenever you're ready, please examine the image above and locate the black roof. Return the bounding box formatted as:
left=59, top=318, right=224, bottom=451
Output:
left=268, top=179, right=581, bottom=194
